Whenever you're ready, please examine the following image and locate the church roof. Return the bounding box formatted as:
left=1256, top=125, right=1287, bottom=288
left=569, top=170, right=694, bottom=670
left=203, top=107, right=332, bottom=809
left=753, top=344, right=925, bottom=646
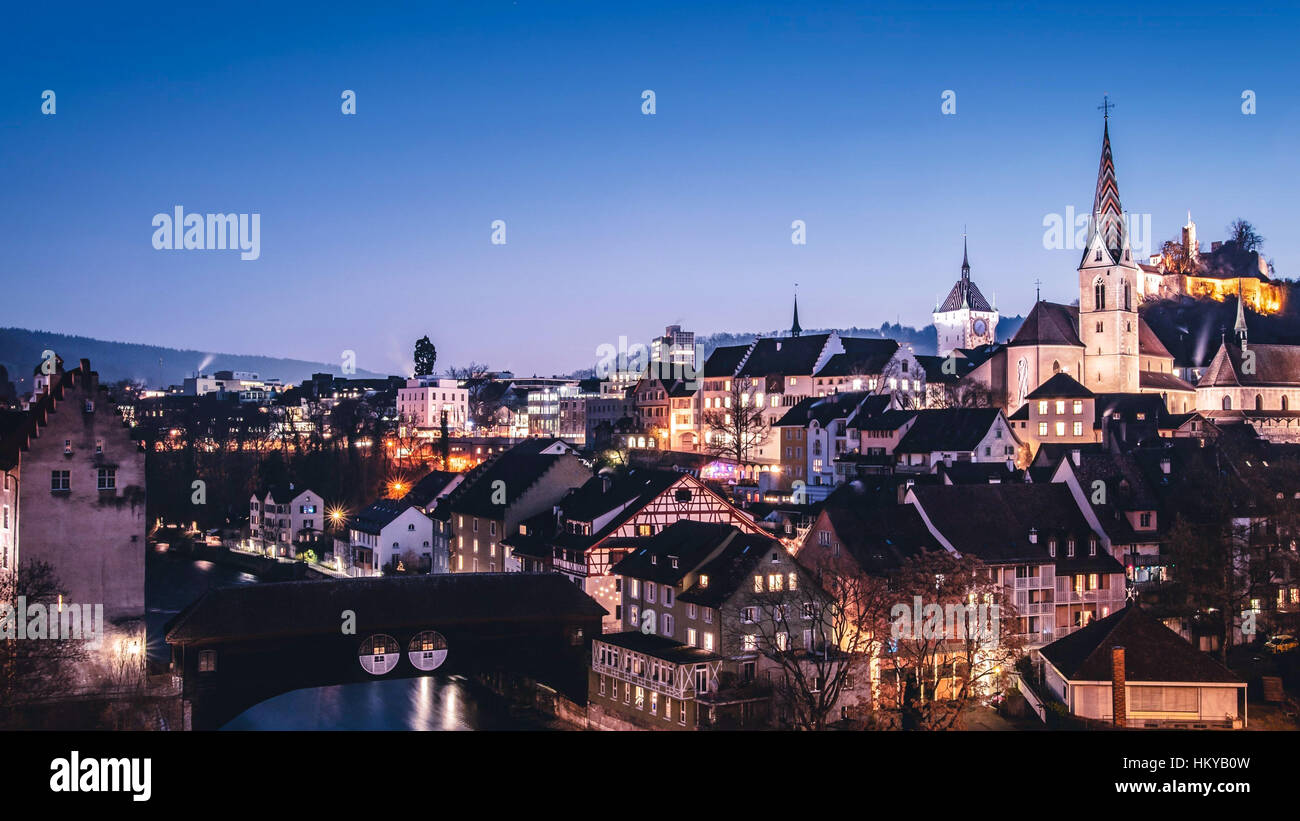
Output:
left=937, top=237, right=994, bottom=312
left=1199, top=342, right=1300, bottom=388
left=1137, top=318, right=1173, bottom=359
left=1085, top=119, right=1129, bottom=265
left=1008, top=301, right=1083, bottom=348
left=1139, top=371, right=1197, bottom=393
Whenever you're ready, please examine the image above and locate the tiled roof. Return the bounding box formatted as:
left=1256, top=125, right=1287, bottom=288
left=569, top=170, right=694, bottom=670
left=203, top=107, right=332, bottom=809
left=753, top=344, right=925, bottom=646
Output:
left=1041, top=606, right=1241, bottom=684
left=773, top=391, right=871, bottom=428
left=736, top=334, right=833, bottom=378
left=612, top=520, right=741, bottom=585
left=1198, top=342, right=1300, bottom=388
left=1138, top=370, right=1197, bottom=393
left=701, top=345, right=750, bottom=378
left=909, top=483, right=1108, bottom=567
left=1008, top=302, right=1083, bottom=348
left=816, top=338, right=899, bottom=377
left=352, top=498, right=418, bottom=535
left=895, top=408, right=1003, bottom=453
left=1026, top=372, right=1093, bottom=400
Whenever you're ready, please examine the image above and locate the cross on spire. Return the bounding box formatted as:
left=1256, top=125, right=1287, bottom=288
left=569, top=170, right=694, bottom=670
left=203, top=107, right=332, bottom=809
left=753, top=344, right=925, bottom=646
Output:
left=1098, top=94, right=1115, bottom=121
left=1034, top=278, right=1042, bottom=302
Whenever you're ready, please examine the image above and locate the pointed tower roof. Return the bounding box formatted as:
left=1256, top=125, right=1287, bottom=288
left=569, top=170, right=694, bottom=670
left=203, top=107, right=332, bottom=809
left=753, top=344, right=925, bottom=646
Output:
left=937, top=236, right=992, bottom=312
left=1234, top=289, right=1249, bottom=342
left=1087, top=118, right=1129, bottom=265
left=791, top=292, right=802, bottom=337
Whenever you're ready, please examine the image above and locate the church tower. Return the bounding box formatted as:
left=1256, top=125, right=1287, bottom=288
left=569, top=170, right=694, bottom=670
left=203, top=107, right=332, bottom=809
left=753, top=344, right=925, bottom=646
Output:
left=933, top=235, right=998, bottom=355
left=1078, top=108, right=1140, bottom=393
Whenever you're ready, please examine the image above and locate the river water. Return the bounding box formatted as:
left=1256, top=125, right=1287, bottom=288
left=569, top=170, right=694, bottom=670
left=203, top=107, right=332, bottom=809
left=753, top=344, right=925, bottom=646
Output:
left=146, top=547, right=542, bottom=730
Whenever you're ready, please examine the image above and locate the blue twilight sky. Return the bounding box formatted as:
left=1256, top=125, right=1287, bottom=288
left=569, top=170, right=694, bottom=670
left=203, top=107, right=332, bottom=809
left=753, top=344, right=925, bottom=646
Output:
left=2, top=1, right=1298, bottom=377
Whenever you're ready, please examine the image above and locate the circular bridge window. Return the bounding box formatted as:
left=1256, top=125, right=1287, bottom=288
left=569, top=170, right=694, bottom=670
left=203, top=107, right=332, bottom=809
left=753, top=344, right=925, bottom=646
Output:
left=408, top=630, right=449, bottom=672
left=359, top=633, right=400, bottom=675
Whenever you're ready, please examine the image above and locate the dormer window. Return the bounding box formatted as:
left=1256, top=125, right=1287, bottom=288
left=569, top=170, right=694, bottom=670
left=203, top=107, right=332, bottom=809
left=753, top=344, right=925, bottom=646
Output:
left=699, top=574, right=709, bottom=588
left=650, top=555, right=657, bottom=565
left=1047, top=538, right=1056, bottom=557
left=1067, top=539, right=1076, bottom=558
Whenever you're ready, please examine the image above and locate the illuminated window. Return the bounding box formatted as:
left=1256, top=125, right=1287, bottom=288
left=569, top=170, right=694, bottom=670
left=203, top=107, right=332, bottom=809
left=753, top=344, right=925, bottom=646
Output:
left=1055, top=421, right=1066, bottom=436
left=1038, top=422, right=1048, bottom=436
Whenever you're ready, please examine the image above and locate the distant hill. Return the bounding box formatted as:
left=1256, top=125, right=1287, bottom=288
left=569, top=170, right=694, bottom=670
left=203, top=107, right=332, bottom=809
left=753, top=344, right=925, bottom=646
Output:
left=0, top=327, right=387, bottom=390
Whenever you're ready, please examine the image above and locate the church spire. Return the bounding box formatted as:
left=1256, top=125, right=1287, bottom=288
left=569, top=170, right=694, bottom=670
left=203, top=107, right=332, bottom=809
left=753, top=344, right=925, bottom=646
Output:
left=961, top=231, right=970, bottom=282
left=1089, top=99, right=1129, bottom=264
left=790, top=287, right=802, bottom=337
left=1235, top=285, right=1249, bottom=344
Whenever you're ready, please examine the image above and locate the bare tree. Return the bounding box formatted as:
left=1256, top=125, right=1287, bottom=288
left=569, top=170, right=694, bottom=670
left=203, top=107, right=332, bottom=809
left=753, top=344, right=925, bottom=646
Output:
left=0, top=561, right=91, bottom=725
left=874, top=551, right=1025, bottom=730
left=721, top=558, right=889, bottom=729
left=702, top=378, right=770, bottom=462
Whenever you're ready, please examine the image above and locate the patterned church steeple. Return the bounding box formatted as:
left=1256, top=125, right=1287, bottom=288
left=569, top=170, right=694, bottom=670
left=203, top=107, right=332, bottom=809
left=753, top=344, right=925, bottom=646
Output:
left=1088, top=106, right=1129, bottom=266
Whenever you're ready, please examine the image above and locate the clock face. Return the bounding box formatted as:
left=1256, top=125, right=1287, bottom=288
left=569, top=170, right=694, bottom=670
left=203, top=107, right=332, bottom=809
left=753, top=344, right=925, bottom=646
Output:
left=973, top=318, right=988, bottom=336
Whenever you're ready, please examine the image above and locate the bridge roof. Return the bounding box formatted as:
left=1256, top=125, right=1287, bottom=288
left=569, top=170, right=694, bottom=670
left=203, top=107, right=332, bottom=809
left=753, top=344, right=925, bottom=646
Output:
left=165, top=573, right=607, bottom=645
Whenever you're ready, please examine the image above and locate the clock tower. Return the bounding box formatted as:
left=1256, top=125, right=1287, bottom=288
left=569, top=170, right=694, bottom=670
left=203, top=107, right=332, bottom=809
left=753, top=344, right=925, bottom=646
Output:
left=933, top=236, right=998, bottom=355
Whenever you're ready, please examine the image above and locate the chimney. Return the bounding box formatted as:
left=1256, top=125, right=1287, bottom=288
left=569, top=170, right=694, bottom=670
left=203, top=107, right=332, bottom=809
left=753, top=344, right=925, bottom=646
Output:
left=1070, top=448, right=1081, bottom=466
left=1159, top=457, right=1171, bottom=476
left=1028, top=527, right=1038, bottom=544
left=1111, top=646, right=1127, bottom=728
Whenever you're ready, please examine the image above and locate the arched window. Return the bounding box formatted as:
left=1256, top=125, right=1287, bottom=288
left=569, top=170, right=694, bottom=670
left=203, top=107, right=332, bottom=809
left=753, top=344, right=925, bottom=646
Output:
left=1284, top=396, right=1290, bottom=411
left=1256, top=394, right=1264, bottom=411
left=1094, top=279, right=1106, bottom=311
left=1222, top=395, right=1232, bottom=411
left=1052, top=360, right=1061, bottom=374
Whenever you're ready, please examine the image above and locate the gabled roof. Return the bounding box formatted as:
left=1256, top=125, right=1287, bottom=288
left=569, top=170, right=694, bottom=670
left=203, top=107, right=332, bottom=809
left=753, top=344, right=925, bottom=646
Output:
left=811, top=480, right=940, bottom=573
left=816, top=338, right=899, bottom=377
left=1138, top=370, right=1197, bottom=393
left=1026, top=372, right=1093, bottom=400
left=915, top=354, right=977, bottom=384
left=736, top=334, right=833, bottom=378
left=702, top=345, right=750, bottom=378
left=1198, top=341, right=1300, bottom=388
left=402, top=470, right=461, bottom=509
left=1008, top=302, right=1082, bottom=348
left=611, top=520, right=740, bottom=585
left=895, top=408, right=1004, bottom=454
left=352, top=498, right=419, bottom=535
left=909, top=483, right=1109, bottom=567
left=0, top=358, right=116, bottom=471
left=560, top=469, right=682, bottom=522
left=848, top=408, right=915, bottom=433
left=444, top=445, right=584, bottom=519
left=1041, top=606, right=1241, bottom=684
left=773, top=391, right=871, bottom=428
left=678, top=530, right=788, bottom=607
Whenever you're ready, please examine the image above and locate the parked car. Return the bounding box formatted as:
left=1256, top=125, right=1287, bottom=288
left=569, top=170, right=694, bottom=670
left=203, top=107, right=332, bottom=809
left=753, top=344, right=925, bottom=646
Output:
left=1264, top=634, right=1298, bottom=654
